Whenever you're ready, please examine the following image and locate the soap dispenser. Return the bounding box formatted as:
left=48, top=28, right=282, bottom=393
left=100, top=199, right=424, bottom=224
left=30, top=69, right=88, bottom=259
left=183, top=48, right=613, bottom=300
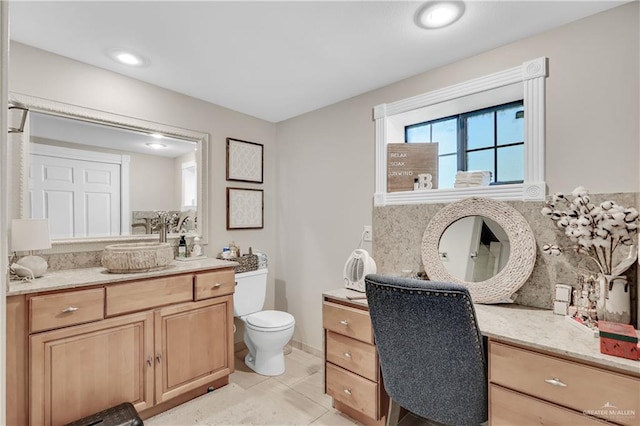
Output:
left=178, top=235, right=187, bottom=258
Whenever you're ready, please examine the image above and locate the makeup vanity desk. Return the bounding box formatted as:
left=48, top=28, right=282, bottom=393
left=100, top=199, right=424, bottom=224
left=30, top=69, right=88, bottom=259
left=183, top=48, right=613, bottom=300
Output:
left=323, top=288, right=640, bottom=426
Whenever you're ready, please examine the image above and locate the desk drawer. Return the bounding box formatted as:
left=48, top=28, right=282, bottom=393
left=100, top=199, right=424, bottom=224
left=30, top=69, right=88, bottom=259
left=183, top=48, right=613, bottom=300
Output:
left=30, top=288, right=104, bottom=333
left=326, top=330, right=378, bottom=381
left=326, top=363, right=378, bottom=420
left=490, top=385, right=608, bottom=425
left=106, top=274, right=193, bottom=316
left=194, top=269, right=235, bottom=300
left=490, top=341, right=640, bottom=425
left=323, top=301, right=373, bottom=344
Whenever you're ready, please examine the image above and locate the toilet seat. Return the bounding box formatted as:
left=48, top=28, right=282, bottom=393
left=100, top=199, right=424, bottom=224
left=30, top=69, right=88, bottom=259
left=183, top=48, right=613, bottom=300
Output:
left=245, top=310, right=295, bottom=332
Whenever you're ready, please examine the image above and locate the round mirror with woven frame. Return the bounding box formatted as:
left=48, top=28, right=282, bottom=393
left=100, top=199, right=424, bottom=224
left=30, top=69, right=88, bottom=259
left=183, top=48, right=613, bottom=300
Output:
left=421, top=197, right=536, bottom=303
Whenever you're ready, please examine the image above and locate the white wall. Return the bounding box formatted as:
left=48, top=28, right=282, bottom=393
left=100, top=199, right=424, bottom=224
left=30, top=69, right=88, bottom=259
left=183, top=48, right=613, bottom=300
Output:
left=8, top=43, right=280, bottom=314
left=128, top=152, right=179, bottom=211
left=276, top=2, right=639, bottom=352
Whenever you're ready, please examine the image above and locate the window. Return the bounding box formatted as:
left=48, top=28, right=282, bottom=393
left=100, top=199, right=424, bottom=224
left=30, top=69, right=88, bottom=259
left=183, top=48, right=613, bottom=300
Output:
left=405, top=101, right=524, bottom=188
left=373, top=57, right=547, bottom=206
left=182, top=161, right=197, bottom=209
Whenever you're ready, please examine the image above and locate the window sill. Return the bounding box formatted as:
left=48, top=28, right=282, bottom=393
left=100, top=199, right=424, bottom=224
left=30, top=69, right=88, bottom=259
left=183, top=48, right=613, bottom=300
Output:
left=374, top=182, right=546, bottom=206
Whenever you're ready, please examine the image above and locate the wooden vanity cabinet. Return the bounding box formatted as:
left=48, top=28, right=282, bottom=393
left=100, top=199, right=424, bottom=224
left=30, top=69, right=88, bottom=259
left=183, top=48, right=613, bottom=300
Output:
left=322, top=298, right=388, bottom=425
left=9, top=267, right=235, bottom=426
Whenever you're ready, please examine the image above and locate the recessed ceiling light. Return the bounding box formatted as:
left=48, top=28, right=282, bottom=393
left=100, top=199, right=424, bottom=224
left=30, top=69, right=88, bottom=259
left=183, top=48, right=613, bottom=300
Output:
left=107, top=48, right=148, bottom=67
left=146, top=143, right=167, bottom=149
left=416, top=1, right=465, bottom=29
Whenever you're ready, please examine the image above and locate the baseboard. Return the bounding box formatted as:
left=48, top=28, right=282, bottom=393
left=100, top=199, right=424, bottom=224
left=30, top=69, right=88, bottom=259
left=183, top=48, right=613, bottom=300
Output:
left=291, top=339, right=322, bottom=358
left=234, top=339, right=322, bottom=359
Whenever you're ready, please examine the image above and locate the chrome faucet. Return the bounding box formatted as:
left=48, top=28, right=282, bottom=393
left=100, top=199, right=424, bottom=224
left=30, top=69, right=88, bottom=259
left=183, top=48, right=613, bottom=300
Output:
left=158, top=222, right=167, bottom=243
left=154, top=211, right=170, bottom=243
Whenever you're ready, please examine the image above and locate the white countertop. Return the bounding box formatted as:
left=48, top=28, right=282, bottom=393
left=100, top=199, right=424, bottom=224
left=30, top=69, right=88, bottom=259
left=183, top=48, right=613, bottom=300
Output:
left=323, top=288, right=640, bottom=376
left=8, top=258, right=237, bottom=296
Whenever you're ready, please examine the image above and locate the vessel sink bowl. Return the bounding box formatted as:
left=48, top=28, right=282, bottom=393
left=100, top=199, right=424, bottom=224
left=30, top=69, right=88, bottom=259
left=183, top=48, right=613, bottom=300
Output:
left=102, top=242, right=174, bottom=273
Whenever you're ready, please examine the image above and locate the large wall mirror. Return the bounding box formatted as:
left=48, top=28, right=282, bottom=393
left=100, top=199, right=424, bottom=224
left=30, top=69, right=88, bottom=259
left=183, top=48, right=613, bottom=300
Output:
left=421, top=197, right=536, bottom=303
left=8, top=93, right=209, bottom=245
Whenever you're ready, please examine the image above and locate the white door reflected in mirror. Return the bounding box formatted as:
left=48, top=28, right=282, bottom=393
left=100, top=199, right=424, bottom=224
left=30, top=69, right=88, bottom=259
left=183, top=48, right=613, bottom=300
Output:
left=438, top=216, right=510, bottom=283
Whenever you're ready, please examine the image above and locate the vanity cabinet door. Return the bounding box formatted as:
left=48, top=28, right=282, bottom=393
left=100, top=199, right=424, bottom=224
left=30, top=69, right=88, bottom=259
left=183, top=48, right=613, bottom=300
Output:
left=30, top=311, right=154, bottom=426
left=154, top=296, right=234, bottom=403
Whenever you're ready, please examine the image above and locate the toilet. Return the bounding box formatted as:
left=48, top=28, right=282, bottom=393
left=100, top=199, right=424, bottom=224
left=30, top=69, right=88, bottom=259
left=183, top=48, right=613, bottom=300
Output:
left=234, top=268, right=295, bottom=376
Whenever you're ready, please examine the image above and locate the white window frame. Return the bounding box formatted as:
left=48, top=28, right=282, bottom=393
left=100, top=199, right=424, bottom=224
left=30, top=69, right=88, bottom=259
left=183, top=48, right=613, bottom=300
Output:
left=373, top=57, right=547, bottom=206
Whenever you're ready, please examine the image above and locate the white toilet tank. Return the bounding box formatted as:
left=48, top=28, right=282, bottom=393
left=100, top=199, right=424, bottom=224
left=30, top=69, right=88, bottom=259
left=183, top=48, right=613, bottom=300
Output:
left=233, top=268, right=268, bottom=317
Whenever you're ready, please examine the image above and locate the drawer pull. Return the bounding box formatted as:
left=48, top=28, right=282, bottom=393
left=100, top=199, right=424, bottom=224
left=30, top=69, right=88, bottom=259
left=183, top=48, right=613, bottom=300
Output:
left=61, top=306, right=79, bottom=313
left=544, top=377, right=567, bottom=387
left=156, top=353, right=162, bottom=364
left=339, top=320, right=349, bottom=326
left=213, top=283, right=222, bottom=288
left=344, top=351, right=352, bottom=358
left=147, top=356, right=153, bottom=367
left=343, top=387, right=352, bottom=396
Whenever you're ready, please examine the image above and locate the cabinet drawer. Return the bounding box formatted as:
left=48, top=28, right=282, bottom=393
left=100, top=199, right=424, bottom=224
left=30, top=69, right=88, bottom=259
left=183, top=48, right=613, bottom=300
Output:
left=323, top=301, right=373, bottom=344
left=30, top=288, right=105, bottom=333
left=194, top=269, right=235, bottom=300
left=490, top=385, right=609, bottom=425
left=327, top=330, right=378, bottom=382
left=490, top=341, right=640, bottom=425
left=106, top=274, right=193, bottom=316
left=326, top=363, right=378, bottom=420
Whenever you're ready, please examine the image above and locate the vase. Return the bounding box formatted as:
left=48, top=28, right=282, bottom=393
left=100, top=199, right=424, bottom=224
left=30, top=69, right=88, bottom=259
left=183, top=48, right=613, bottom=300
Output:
left=596, top=274, right=631, bottom=324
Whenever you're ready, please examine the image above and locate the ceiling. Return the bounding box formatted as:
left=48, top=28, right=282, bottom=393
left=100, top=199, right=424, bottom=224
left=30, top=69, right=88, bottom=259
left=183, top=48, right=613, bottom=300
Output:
left=8, top=1, right=627, bottom=123
left=30, top=112, right=196, bottom=158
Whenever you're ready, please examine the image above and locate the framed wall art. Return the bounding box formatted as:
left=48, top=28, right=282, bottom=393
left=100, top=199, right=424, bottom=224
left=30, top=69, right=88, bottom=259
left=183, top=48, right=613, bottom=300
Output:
left=226, top=137, right=264, bottom=183
left=226, top=187, right=264, bottom=230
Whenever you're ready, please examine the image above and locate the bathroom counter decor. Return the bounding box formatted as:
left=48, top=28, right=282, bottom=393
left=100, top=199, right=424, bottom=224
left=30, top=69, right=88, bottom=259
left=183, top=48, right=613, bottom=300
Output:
left=217, top=254, right=258, bottom=273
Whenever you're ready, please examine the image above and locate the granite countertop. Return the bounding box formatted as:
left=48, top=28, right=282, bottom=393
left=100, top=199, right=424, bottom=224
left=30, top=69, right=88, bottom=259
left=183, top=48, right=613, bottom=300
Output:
left=8, top=258, right=237, bottom=296
left=323, top=288, right=640, bottom=375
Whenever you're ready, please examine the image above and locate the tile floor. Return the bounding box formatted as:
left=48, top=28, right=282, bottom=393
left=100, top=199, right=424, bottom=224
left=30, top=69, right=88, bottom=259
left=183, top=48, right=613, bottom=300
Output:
left=146, top=347, right=432, bottom=426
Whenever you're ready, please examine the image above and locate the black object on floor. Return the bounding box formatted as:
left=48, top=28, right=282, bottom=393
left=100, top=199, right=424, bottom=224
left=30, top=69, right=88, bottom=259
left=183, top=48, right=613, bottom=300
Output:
left=64, top=402, right=143, bottom=426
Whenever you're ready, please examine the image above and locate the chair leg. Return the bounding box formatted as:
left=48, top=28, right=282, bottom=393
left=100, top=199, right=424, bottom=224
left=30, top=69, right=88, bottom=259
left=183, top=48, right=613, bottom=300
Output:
left=386, top=398, right=402, bottom=426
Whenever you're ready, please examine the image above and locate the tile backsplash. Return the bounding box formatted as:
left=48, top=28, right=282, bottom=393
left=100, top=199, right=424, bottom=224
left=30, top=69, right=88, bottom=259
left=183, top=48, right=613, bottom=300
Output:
left=372, top=192, right=638, bottom=321
left=43, top=250, right=103, bottom=271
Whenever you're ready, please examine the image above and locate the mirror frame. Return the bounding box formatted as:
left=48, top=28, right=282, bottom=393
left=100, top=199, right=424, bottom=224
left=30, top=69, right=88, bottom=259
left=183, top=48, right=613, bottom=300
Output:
left=421, top=197, right=536, bottom=303
left=8, top=92, right=209, bottom=247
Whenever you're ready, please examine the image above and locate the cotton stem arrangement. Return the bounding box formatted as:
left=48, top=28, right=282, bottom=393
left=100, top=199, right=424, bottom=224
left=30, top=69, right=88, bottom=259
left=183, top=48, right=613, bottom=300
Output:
left=541, top=186, right=638, bottom=276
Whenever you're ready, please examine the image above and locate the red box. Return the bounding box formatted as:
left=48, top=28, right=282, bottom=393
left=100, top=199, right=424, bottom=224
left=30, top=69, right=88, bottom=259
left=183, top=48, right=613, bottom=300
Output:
left=598, top=321, right=639, bottom=361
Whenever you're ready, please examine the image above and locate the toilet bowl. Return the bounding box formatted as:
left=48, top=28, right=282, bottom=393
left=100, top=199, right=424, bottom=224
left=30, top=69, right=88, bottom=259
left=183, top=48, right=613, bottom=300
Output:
left=240, top=310, right=295, bottom=376
left=234, top=269, right=296, bottom=376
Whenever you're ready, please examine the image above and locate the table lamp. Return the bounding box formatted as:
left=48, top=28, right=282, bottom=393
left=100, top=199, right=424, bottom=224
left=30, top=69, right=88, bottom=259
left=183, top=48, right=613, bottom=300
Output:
left=11, top=218, right=51, bottom=278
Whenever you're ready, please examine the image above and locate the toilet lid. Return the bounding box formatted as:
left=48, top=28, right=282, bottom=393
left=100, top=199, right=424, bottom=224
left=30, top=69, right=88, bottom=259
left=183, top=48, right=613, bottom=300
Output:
left=246, top=310, right=295, bottom=329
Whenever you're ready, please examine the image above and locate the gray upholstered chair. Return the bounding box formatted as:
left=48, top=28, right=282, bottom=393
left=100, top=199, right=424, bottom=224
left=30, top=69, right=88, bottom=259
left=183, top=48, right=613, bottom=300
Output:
left=365, top=274, right=487, bottom=426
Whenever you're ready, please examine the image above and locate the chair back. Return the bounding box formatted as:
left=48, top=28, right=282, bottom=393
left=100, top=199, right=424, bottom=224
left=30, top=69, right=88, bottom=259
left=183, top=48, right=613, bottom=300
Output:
left=365, top=274, right=487, bottom=425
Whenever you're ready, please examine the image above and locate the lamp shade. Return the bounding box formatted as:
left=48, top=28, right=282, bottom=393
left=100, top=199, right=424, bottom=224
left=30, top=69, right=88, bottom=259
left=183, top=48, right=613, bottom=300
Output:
left=11, top=219, right=52, bottom=252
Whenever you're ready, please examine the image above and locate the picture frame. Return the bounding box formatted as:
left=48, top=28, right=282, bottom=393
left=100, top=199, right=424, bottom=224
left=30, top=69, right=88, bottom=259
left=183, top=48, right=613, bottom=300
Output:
left=226, top=187, right=264, bottom=230
left=226, top=137, right=264, bottom=183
